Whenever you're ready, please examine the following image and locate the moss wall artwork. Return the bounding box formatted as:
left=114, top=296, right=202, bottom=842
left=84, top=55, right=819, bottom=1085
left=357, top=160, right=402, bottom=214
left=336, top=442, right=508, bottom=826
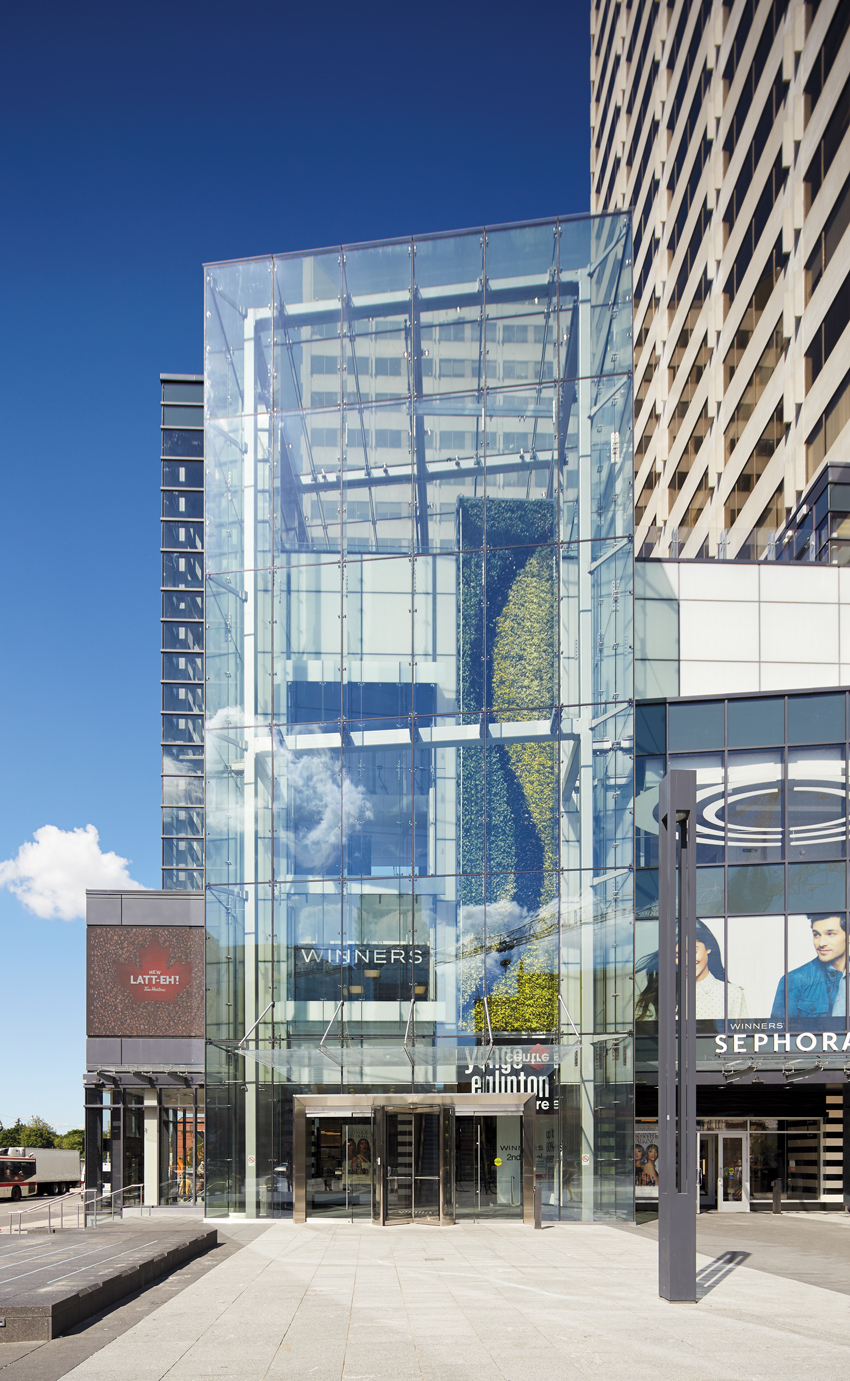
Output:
left=457, top=497, right=560, bottom=1032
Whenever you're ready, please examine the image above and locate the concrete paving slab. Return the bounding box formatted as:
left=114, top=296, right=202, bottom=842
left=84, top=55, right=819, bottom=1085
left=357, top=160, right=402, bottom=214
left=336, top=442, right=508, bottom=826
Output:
left=40, top=1217, right=850, bottom=1381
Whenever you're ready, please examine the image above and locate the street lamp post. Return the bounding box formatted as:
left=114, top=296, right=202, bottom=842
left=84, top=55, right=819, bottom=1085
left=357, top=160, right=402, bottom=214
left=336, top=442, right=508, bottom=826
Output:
left=658, top=768, right=697, bottom=1302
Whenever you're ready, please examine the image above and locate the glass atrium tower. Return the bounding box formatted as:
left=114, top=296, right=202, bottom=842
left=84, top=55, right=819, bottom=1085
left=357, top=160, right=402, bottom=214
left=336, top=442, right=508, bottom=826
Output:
left=204, top=214, right=636, bottom=1222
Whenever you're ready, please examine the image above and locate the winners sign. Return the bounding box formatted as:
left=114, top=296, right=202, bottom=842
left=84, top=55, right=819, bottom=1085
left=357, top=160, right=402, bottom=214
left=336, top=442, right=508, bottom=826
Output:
left=293, top=944, right=430, bottom=1002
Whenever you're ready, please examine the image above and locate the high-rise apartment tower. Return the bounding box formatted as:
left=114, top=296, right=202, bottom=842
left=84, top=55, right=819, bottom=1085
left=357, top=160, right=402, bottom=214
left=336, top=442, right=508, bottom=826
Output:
left=592, top=0, right=850, bottom=559
left=161, top=373, right=205, bottom=890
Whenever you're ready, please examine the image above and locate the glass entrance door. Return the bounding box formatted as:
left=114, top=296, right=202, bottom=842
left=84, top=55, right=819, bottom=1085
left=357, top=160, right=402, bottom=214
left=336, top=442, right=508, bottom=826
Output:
left=698, top=1133, right=717, bottom=1211
left=306, top=1118, right=374, bottom=1219
left=454, top=1115, right=523, bottom=1220
left=386, top=1112, right=441, bottom=1223
left=718, top=1132, right=749, bottom=1211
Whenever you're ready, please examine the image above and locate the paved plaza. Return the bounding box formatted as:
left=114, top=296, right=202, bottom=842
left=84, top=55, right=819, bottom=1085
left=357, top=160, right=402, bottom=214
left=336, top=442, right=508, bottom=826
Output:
left=4, top=1214, right=850, bottom=1381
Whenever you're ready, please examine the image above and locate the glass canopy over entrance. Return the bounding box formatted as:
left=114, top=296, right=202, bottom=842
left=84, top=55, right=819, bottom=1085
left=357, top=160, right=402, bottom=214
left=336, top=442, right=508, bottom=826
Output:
left=203, top=213, right=636, bottom=1224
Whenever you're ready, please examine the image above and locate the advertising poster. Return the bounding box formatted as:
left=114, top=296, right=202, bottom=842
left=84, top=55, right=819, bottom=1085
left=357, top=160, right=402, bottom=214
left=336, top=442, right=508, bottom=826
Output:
left=87, top=925, right=204, bottom=1038
left=344, top=1124, right=373, bottom=1199
left=634, top=1125, right=660, bottom=1200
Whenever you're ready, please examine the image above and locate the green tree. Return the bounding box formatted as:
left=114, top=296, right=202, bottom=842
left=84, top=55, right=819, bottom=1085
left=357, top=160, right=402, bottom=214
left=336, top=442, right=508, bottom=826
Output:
left=55, top=1129, right=84, bottom=1154
left=0, top=1117, right=57, bottom=1149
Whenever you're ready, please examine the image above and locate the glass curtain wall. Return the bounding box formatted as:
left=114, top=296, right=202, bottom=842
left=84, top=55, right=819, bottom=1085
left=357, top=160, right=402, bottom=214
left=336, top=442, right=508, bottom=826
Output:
left=204, top=214, right=635, bottom=1221
left=636, top=691, right=850, bottom=1062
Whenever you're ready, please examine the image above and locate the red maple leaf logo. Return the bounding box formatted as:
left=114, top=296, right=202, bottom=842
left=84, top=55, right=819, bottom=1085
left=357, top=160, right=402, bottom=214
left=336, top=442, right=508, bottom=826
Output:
left=116, top=940, right=192, bottom=1004
left=528, top=1043, right=551, bottom=1071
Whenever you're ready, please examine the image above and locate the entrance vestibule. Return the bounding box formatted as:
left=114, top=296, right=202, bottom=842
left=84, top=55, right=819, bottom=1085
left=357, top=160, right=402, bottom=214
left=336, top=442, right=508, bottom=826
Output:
left=293, top=1093, right=535, bottom=1225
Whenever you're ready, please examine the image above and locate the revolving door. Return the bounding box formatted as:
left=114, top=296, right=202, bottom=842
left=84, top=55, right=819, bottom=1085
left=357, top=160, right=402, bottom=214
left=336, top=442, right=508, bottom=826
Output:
left=293, top=1093, right=535, bottom=1225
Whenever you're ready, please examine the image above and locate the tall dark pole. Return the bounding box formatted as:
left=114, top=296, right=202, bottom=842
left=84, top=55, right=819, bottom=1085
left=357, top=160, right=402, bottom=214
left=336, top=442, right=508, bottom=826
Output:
left=658, top=769, right=697, bottom=1302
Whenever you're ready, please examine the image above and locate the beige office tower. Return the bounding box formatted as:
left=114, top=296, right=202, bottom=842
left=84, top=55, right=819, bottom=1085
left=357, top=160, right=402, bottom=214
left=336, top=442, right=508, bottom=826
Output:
left=591, top=0, right=850, bottom=559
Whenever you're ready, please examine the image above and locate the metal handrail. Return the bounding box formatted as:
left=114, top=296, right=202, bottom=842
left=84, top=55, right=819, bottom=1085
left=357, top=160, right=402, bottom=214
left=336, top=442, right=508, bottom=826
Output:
left=6, top=1188, right=84, bottom=1236
left=84, top=1183, right=150, bottom=1226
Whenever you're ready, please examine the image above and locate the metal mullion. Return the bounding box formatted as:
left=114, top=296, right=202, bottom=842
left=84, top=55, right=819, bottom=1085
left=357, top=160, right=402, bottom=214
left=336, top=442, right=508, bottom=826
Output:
left=481, top=228, right=489, bottom=1027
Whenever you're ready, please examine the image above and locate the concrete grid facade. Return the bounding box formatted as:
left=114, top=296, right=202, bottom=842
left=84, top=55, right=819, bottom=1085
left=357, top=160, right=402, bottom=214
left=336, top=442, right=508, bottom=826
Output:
left=591, top=0, right=850, bottom=559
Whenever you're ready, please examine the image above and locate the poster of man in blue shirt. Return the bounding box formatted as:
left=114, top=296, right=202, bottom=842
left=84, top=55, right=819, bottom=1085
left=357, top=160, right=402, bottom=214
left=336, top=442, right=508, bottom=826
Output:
left=771, top=915, right=847, bottom=1030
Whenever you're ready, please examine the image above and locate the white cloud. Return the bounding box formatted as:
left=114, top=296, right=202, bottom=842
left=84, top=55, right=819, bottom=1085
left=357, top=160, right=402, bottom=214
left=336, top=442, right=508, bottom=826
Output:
left=0, top=825, right=143, bottom=922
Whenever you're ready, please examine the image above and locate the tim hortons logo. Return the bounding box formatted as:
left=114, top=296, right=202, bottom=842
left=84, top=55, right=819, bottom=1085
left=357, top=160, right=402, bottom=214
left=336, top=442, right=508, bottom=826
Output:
left=116, top=941, right=192, bottom=1004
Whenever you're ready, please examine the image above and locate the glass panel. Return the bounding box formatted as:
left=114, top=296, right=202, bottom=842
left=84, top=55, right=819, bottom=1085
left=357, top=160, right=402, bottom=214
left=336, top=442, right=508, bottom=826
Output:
left=727, top=864, right=785, bottom=913
left=342, top=401, right=412, bottom=554
left=273, top=250, right=341, bottom=414
left=272, top=723, right=343, bottom=882
left=787, top=862, right=846, bottom=912
left=343, top=556, right=412, bottom=703
left=636, top=702, right=665, bottom=755
left=787, top=692, right=845, bottom=744
left=163, top=404, right=204, bottom=428
left=590, top=540, right=634, bottom=706
left=726, top=750, right=784, bottom=864
left=484, top=386, right=557, bottom=520
left=162, top=429, right=203, bottom=459
left=162, top=714, right=203, bottom=744
left=589, top=213, right=633, bottom=378
left=162, top=653, right=204, bottom=682
left=696, top=867, right=725, bottom=916
left=162, top=592, right=203, bottom=620
left=341, top=881, right=428, bottom=1008
left=786, top=911, right=847, bottom=1029
left=273, top=560, right=342, bottom=723
left=205, top=726, right=273, bottom=885
left=412, top=1112, right=441, bottom=1219
left=162, top=521, right=203, bottom=552
left=205, top=413, right=271, bottom=574
left=726, top=915, right=785, bottom=1021
left=721, top=1137, right=744, bottom=1202
left=412, top=555, right=460, bottom=716
left=589, top=374, right=634, bottom=543
left=206, top=258, right=273, bottom=419
left=413, top=232, right=484, bottom=397
left=787, top=745, right=846, bottom=860
left=668, top=701, right=724, bottom=751
left=386, top=1112, right=414, bottom=1220
left=163, top=683, right=203, bottom=714
left=412, top=395, right=486, bottom=556
left=343, top=240, right=412, bottom=406
left=162, top=621, right=203, bottom=652
left=162, top=460, right=204, bottom=488
left=162, top=553, right=203, bottom=590
left=304, top=1119, right=375, bottom=1220
left=485, top=222, right=559, bottom=391
left=669, top=752, right=725, bottom=863
left=163, top=490, right=204, bottom=520
left=343, top=719, right=413, bottom=878
left=635, top=755, right=663, bottom=868
left=162, top=807, right=204, bottom=837
left=727, top=696, right=784, bottom=747
left=206, top=569, right=273, bottom=725
left=163, top=837, right=203, bottom=869
left=162, top=381, right=204, bottom=404
left=274, top=411, right=341, bottom=559
left=455, top=1114, right=523, bottom=1219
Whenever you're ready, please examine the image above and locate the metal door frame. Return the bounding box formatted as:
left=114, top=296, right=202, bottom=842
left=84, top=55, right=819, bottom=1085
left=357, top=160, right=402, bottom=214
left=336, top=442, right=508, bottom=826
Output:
left=697, top=1132, right=718, bottom=1212
left=293, top=1093, right=535, bottom=1225
left=717, top=1130, right=749, bottom=1212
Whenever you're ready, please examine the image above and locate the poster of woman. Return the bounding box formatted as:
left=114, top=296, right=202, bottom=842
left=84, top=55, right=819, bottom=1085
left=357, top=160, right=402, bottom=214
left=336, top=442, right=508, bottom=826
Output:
left=634, top=1126, right=660, bottom=1200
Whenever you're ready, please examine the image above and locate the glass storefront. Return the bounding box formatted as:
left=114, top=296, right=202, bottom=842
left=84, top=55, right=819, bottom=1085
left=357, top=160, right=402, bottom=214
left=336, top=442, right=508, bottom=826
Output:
left=203, top=213, right=636, bottom=1222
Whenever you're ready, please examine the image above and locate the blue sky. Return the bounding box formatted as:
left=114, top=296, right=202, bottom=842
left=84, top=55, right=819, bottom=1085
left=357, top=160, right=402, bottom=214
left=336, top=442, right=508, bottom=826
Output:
left=0, top=0, right=591, bottom=1129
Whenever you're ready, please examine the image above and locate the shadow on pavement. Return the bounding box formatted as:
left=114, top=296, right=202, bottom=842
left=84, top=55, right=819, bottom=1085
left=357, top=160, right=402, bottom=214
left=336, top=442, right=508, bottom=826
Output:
left=696, top=1249, right=750, bottom=1299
